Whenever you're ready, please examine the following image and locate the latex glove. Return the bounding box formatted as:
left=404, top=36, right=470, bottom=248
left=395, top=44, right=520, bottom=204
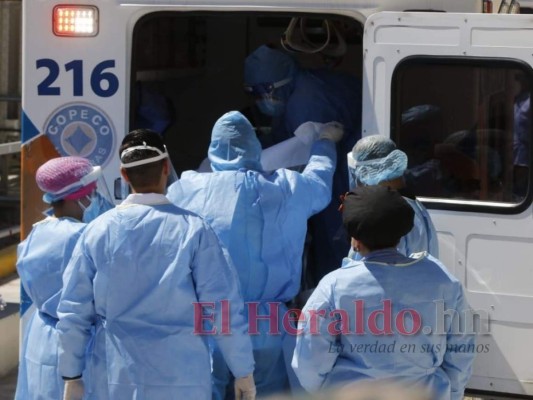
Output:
left=234, top=374, right=256, bottom=400
left=294, top=121, right=321, bottom=145
left=319, top=121, right=344, bottom=143
left=63, top=378, right=84, bottom=400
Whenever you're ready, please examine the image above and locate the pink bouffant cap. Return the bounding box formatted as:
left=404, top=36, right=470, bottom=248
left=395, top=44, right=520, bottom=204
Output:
left=63, top=181, right=97, bottom=200
left=36, top=156, right=100, bottom=203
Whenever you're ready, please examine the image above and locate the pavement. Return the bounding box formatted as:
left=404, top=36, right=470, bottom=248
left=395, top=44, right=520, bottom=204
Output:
left=0, top=274, right=19, bottom=400
left=0, top=368, right=17, bottom=400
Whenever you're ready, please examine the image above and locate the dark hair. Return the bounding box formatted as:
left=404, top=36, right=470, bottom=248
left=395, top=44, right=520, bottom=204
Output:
left=342, top=186, right=414, bottom=251
left=119, top=129, right=166, bottom=189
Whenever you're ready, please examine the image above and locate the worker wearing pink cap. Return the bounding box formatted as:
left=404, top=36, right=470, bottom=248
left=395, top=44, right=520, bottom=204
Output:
left=15, top=156, right=113, bottom=400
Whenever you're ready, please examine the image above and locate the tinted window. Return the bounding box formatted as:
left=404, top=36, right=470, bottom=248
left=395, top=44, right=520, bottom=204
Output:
left=392, top=58, right=532, bottom=209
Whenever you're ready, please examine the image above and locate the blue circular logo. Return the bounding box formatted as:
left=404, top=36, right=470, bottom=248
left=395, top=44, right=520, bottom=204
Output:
left=44, top=103, right=115, bottom=167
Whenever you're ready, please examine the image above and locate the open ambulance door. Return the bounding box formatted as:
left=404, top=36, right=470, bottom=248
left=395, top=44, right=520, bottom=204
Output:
left=363, top=11, right=533, bottom=397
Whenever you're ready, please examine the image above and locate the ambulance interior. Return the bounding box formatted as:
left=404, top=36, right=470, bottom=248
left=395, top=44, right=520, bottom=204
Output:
left=129, top=12, right=364, bottom=174
left=129, top=11, right=532, bottom=207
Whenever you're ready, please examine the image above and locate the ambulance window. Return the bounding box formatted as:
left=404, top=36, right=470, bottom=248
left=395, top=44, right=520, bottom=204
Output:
left=391, top=58, right=532, bottom=211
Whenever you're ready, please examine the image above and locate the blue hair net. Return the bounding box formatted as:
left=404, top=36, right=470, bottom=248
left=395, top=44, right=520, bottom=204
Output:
left=208, top=111, right=263, bottom=172
left=349, top=135, right=408, bottom=186
left=244, top=45, right=298, bottom=86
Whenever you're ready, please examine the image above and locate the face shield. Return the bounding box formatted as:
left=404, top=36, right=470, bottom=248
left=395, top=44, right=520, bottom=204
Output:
left=347, top=151, right=357, bottom=190
left=244, top=78, right=292, bottom=117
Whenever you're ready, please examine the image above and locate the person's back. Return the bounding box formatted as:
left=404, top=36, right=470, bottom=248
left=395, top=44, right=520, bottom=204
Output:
left=167, top=111, right=340, bottom=398
left=244, top=45, right=362, bottom=283
left=307, top=252, right=471, bottom=400
left=63, top=200, right=249, bottom=398
left=15, top=156, right=112, bottom=400
left=293, top=187, right=475, bottom=400
left=16, top=218, right=85, bottom=400
left=57, top=129, right=255, bottom=400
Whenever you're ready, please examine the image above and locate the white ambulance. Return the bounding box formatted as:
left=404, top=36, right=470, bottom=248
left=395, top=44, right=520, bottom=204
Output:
left=22, top=0, right=532, bottom=397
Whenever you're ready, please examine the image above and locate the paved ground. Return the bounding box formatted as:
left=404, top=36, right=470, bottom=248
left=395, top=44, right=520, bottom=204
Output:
left=0, top=368, right=17, bottom=400
left=0, top=274, right=19, bottom=400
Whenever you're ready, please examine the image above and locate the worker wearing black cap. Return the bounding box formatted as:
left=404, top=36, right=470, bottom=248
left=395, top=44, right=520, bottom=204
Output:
left=292, top=186, right=476, bottom=400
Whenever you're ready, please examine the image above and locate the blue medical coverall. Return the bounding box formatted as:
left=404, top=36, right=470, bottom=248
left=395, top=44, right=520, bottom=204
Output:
left=57, top=194, right=254, bottom=400
left=271, top=70, right=362, bottom=285
left=167, top=139, right=336, bottom=398
left=401, top=197, right=439, bottom=257
left=292, top=249, right=475, bottom=400
left=15, top=217, right=86, bottom=400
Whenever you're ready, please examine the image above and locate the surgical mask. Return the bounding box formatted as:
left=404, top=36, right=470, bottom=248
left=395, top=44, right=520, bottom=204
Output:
left=42, top=207, right=54, bottom=218
left=256, top=98, right=285, bottom=117
left=78, top=192, right=114, bottom=223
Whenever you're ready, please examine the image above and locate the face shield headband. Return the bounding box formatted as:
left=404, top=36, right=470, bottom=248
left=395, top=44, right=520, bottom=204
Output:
left=120, top=143, right=169, bottom=168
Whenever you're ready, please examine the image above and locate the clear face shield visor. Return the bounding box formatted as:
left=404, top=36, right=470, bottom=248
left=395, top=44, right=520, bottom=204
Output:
left=244, top=77, right=292, bottom=100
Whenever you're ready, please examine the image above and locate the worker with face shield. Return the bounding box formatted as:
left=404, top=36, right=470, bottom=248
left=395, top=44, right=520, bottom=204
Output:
left=292, top=186, right=475, bottom=400
left=244, top=45, right=361, bottom=287
left=347, top=135, right=439, bottom=259
left=15, top=156, right=113, bottom=400
left=57, top=129, right=255, bottom=400
left=167, top=111, right=341, bottom=398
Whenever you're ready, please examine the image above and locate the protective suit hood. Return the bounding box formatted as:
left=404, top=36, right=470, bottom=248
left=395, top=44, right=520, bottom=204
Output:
left=208, top=111, right=263, bottom=172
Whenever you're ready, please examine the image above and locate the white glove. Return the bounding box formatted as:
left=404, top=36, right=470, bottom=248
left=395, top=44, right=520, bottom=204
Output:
left=63, top=378, right=84, bottom=400
left=234, top=374, right=256, bottom=400
left=319, top=121, right=344, bottom=143
left=294, top=121, right=321, bottom=145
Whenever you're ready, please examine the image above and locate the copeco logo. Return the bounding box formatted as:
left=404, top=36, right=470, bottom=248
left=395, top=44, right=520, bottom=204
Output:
left=44, top=103, right=115, bottom=167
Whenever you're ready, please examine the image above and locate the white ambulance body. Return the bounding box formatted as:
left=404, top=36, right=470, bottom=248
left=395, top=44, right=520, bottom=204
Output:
left=22, top=0, right=532, bottom=397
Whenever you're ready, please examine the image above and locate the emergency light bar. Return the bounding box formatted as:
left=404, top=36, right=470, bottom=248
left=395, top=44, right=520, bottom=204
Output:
left=53, top=6, right=98, bottom=37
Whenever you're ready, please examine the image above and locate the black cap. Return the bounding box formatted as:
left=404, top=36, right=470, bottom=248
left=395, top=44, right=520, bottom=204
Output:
left=342, top=186, right=414, bottom=250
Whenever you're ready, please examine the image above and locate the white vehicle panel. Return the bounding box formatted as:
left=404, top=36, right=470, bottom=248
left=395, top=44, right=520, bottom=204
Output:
left=364, top=11, right=533, bottom=395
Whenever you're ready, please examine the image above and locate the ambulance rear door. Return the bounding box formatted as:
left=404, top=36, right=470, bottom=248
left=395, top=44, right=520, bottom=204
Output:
left=363, top=11, right=533, bottom=396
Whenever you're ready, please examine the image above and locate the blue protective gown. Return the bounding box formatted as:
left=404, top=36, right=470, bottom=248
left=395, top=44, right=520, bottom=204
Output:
left=273, top=69, right=362, bottom=285
left=167, top=139, right=336, bottom=398
left=15, top=217, right=86, bottom=400
left=56, top=193, right=254, bottom=400
left=401, top=197, right=439, bottom=257
left=292, top=249, right=475, bottom=400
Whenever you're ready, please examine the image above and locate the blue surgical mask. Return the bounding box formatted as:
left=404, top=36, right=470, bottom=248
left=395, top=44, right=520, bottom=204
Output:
left=256, top=98, right=285, bottom=117
left=79, top=192, right=114, bottom=223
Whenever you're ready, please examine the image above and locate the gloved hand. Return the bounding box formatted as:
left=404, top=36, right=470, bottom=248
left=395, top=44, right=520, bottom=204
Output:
left=63, top=378, right=84, bottom=400
left=319, top=121, right=344, bottom=143
left=234, top=374, right=256, bottom=400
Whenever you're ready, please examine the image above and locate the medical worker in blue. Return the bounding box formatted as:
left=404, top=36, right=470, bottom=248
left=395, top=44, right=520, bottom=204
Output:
left=244, top=45, right=361, bottom=285
left=292, top=186, right=475, bottom=400
left=15, top=156, right=113, bottom=400
left=167, top=111, right=341, bottom=398
left=347, top=135, right=439, bottom=259
left=57, top=129, right=256, bottom=400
